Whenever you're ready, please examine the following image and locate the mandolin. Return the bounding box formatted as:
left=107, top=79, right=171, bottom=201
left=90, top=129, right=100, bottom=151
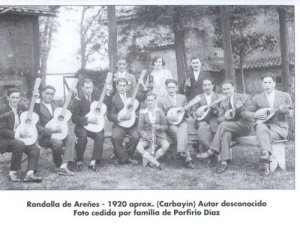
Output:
left=15, top=78, right=41, bottom=145
left=45, top=78, right=78, bottom=140
left=84, top=72, right=113, bottom=133
left=195, top=96, right=226, bottom=121
left=118, top=70, right=147, bottom=128
left=166, top=95, right=201, bottom=125
left=224, top=98, right=248, bottom=121
left=255, top=105, right=294, bottom=125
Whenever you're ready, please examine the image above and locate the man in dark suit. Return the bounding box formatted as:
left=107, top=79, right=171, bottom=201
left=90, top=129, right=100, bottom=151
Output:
left=179, top=57, right=211, bottom=101
left=193, top=78, right=223, bottom=155
left=0, top=88, right=42, bottom=182
left=197, top=80, right=255, bottom=173
left=249, top=73, right=293, bottom=175
left=71, top=79, right=112, bottom=171
left=35, top=85, right=76, bottom=176
left=107, top=77, right=139, bottom=165
left=158, top=79, right=194, bottom=169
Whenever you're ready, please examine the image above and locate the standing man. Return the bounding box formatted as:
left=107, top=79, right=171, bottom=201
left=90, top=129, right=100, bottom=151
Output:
left=180, top=57, right=211, bottom=101
left=107, top=78, right=139, bottom=165
left=71, top=78, right=112, bottom=171
left=197, top=80, right=254, bottom=173
left=193, top=78, right=223, bottom=155
left=250, top=73, right=293, bottom=175
left=113, top=59, right=137, bottom=96
left=0, top=88, right=42, bottom=182
left=158, top=79, right=194, bottom=169
left=34, top=85, right=76, bottom=176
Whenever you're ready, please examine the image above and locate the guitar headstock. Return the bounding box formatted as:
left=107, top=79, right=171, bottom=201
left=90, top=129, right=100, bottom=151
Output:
left=105, top=72, right=113, bottom=84
left=70, top=79, right=79, bottom=93
left=191, top=95, right=201, bottom=104
left=139, top=70, right=147, bottom=82
left=32, top=78, right=42, bottom=99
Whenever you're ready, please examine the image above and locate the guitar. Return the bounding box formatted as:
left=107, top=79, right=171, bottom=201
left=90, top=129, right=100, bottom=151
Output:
left=195, top=96, right=226, bottom=121
left=255, top=105, right=294, bottom=125
left=15, top=78, right=41, bottom=145
left=45, top=78, right=78, bottom=140
left=118, top=70, right=147, bottom=128
left=84, top=72, right=113, bottom=133
left=166, top=95, right=202, bottom=125
left=224, top=97, right=248, bottom=121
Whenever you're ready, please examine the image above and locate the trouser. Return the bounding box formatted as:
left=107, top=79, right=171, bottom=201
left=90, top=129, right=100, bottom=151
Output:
left=210, top=121, right=251, bottom=162
left=3, top=139, right=25, bottom=171
left=74, top=126, right=104, bottom=162
left=197, top=121, right=214, bottom=151
left=136, top=137, right=170, bottom=166
left=111, top=125, right=139, bottom=163
left=24, top=144, right=40, bottom=171
left=39, top=135, right=76, bottom=167
left=255, top=123, right=283, bottom=155
left=168, top=122, right=192, bottom=162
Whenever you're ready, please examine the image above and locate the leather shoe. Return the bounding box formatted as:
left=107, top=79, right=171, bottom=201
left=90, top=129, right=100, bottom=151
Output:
left=176, top=152, right=187, bottom=159
left=8, top=173, right=21, bottom=182
left=88, top=163, right=100, bottom=172
left=23, top=174, right=43, bottom=183
left=259, top=154, right=271, bottom=163
left=76, top=162, right=83, bottom=172
left=196, top=151, right=213, bottom=159
left=185, top=161, right=195, bottom=169
left=157, top=163, right=164, bottom=170
left=57, top=167, right=75, bottom=176
left=126, top=158, right=138, bottom=165
left=216, top=163, right=228, bottom=174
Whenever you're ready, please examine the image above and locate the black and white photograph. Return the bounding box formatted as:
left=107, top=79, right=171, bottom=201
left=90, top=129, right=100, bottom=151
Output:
left=0, top=3, right=295, bottom=191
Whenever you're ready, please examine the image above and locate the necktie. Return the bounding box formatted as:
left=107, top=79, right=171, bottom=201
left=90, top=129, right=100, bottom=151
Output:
left=228, top=97, right=233, bottom=109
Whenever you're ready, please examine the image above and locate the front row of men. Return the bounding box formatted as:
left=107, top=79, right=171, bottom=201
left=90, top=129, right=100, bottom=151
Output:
left=0, top=72, right=292, bottom=182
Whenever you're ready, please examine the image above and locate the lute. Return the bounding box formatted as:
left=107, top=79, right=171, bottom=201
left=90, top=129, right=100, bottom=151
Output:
left=195, top=96, right=226, bottom=121
left=255, top=105, right=294, bottom=125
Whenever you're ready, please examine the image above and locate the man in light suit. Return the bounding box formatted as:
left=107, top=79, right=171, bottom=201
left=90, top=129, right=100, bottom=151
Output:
left=192, top=78, right=223, bottom=155
left=107, top=78, right=139, bottom=165
left=197, top=80, right=255, bottom=173
left=35, top=85, right=76, bottom=176
left=158, top=79, right=194, bottom=169
left=250, top=73, right=293, bottom=175
left=179, top=57, right=211, bottom=101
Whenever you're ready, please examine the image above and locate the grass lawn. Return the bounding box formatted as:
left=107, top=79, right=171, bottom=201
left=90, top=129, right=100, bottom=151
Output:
left=0, top=139, right=295, bottom=190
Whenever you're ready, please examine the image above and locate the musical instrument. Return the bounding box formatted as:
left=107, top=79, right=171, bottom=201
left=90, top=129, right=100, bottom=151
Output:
left=255, top=105, right=294, bottom=125
left=15, top=78, right=41, bottom=145
left=166, top=95, right=202, bottom=125
left=143, top=54, right=154, bottom=91
left=118, top=70, right=147, bottom=128
left=45, top=79, right=78, bottom=140
left=150, top=111, right=157, bottom=156
left=224, top=98, right=248, bottom=121
left=0, top=111, right=13, bottom=119
left=84, top=72, right=113, bottom=133
left=195, top=96, right=226, bottom=121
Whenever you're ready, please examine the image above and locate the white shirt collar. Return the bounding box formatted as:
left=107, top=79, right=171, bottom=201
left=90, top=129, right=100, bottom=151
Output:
left=118, top=71, right=126, bottom=77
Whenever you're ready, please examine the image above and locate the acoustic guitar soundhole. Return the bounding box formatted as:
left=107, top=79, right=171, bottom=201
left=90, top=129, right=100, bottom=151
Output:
left=58, top=115, right=64, bottom=121
left=95, top=108, right=100, bottom=113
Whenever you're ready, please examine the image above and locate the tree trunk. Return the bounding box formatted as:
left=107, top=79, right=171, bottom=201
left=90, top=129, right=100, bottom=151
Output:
left=240, top=58, right=246, bottom=94
left=220, top=6, right=236, bottom=82
left=80, top=7, right=87, bottom=69
left=278, top=7, right=290, bottom=92
left=107, top=6, right=117, bottom=72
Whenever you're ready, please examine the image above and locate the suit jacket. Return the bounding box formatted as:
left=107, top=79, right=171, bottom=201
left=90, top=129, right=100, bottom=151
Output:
left=70, top=92, right=111, bottom=127
left=113, top=72, right=137, bottom=97
left=0, top=103, right=26, bottom=153
left=157, top=94, right=187, bottom=114
left=192, top=92, right=222, bottom=132
left=138, top=107, right=168, bottom=140
left=179, top=69, right=211, bottom=101
left=218, top=93, right=255, bottom=130
left=250, top=90, right=293, bottom=138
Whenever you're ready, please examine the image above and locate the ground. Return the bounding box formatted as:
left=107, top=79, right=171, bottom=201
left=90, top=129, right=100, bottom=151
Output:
left=0, top=140, right=295, bottom=190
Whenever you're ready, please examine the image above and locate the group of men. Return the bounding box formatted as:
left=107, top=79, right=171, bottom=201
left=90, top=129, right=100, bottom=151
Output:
left=0, top=56, right=293, bottom=183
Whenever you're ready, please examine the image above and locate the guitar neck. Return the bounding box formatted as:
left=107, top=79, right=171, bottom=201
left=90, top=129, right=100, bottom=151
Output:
left=60, top=91, right=73, bottom=117
left=97, top=72, right=112, bottom=109
left=27, top=96, right=37, bottom=121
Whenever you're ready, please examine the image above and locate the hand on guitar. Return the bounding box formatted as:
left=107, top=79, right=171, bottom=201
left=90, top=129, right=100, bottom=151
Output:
left=235, top=100, right=243, bottom=108
left=153, top=124, right=162, bottom=132
left=20, top=130, right=32, bottom=138
left=105, top=83, right=113, bottom=96
left=32, top=89, right=40, bottom=98
left=185, top=79, right=191, bottom=87
left=119, top=113, right=131, bottom=121
left=88, top=117, right=98, bottom=124
left=254, top=110, right=267, bottom=120
left=51, top=125, right=62, bottom=133
left=279, top=104, right=289, bottom=113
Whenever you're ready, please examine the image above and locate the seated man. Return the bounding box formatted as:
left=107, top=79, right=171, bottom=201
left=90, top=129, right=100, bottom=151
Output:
left=34, top=85, right=76, bottom=176
left=136, top=92, right=169, bottom=170
left=0, top=88, right=42, bottom=182
left=250, top=73, right=293, bottom=175
left=71, top=78, right=112, bottom=171
left=158, top=79, right=194, bottom=169
left=197, top=80, right=254, bottom=173
left=107, top=78, right=139, bottom=165
left=193, top=78, right=223, bottom=156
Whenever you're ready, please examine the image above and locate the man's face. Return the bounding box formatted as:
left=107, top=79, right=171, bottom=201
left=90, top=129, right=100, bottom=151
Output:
left=42, top=88, right=55, bottom=104
left=146, top=95, right=156, bottom=109
left=116, top=81, right=127, bottom=94
left=262, top=77, right=276, bottom=93
left=191, top=59, right=201, bottom=71
left=222, top=83, right=235, bottom=97
left=117, top=60, right=127, bottom=73
left=81, top=82, right=93, bottom=96
left=154, top=58, right=163, bottom=70
left=7, top=92, right=21, bottom=108
left=166, top=83, right=177, bottom=96
left=202, top=80, right=213, bottom=94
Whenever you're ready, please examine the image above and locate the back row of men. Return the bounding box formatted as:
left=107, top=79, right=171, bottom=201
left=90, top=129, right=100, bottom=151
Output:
left=0, top=57, right=293, bottom=182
